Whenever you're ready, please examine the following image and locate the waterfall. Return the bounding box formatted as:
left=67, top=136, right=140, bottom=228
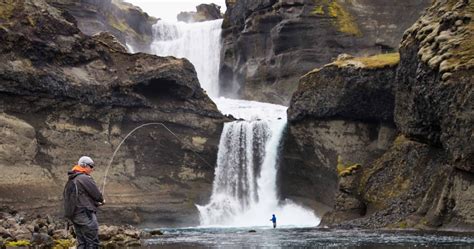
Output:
left=150, top=19, right=222, bottom=98
left=148, top=19, right=319, bottom=227
left=197, top=99, right=319, bottom=227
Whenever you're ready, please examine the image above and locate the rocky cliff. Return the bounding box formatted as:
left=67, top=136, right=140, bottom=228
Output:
left=46, top=0, right=157, bottom=52
left=281, top=53, right=399, bottom=215
left=177, top=3, right=222, bottom=23
left=219, top=0, right=431, bottom=104
left=284, top=0, right=473, bottom=229
left=0, top=0, right=227, bottom=227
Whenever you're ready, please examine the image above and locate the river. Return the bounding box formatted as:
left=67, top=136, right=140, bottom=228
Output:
left=142, top=227, right=474, bottom=248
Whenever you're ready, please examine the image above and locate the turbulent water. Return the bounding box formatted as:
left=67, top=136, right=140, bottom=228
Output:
left=197, top=99, right=319, bottom=227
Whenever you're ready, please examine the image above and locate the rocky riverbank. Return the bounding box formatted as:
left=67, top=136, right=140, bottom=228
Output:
left=0, top=208, right=161, bottom=248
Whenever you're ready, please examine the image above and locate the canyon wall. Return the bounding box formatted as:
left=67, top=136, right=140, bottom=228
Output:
left=219, top=0, right=431, bottom=104
left=0, top=0, right=227, bottom=227
left=283, top=0, right=473, bottom=229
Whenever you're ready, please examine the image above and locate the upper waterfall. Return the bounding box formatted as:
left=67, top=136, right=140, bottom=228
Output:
left=150, top=19, right=222, bottom=97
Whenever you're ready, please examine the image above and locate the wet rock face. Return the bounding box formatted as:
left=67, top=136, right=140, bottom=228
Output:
left=395, top=0, right=473, bottom=173
left=219, top=0, right=431, bottom=104
left=177, top=3, right=222, bottom=23
left=0, top=0, right=226, bottom=226
left=47, top=0, right=157, bottom=52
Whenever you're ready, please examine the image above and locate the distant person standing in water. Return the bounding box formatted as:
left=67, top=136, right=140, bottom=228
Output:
left=63, top=156, right=104, bottom=249
left=270, top=214, right=277, bottom=228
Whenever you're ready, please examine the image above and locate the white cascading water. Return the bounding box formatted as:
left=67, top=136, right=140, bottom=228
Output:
left=149, top=18, right=319, bottom=227
left=150, top=20, right=222, bottom=98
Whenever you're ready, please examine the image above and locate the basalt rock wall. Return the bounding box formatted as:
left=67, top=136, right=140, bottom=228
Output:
left=0, top=0, right=227, bottom=227
left=47, top=0, right=157, bottom=52
left=281, top=55, right=399, bottom=213
left=219, top=0, right=431, bottom=104
left=284, top=0, right=473, bottom=229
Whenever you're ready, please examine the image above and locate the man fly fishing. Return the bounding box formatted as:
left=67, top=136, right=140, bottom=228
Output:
left=63, top=156, right=105, bottom=249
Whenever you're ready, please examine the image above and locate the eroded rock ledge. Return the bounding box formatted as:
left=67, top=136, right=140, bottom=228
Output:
left=0, top=0, right=227, bottom=226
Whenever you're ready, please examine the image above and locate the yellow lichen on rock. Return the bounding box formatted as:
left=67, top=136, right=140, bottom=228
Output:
left=328, top=1, right=362, bottom=36
left=332, top=53, right=400, bottom=69
left=336, top=155, right=361, bottom=177
left=53, top=239, right=75, bottom=249
left=5, top=240, right=31, bottom=247
left=312, top=5, right=325, bottom=15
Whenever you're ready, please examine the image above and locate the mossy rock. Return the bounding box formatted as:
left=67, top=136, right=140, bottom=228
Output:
left=311, top=5, right=325, bottom=15
left=0, top=0, right=17, bottom=20
left=5, top=240, right=31, bottom=247
left=336, top=155, right=362, bottom=177
left=53, top=239, right=75, bottom=249
left=332, top=53, right=400, bottom=69
left=328, top=1, right=362, bottom=36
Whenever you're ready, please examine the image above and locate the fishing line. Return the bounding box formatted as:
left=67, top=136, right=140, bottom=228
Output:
left=101, top=122, right=214, bottom=195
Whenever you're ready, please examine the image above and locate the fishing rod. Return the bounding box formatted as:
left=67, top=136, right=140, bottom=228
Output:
left=101, top=122, right=214, bottom=195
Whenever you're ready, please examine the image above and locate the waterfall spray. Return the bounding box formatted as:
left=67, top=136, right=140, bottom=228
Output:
left=101, top=122, right=213, bottom=195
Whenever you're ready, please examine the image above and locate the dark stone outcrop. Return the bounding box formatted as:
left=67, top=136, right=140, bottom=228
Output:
left=219, top=0, right=431, bottom=104
left=177, top=3, right=222, bottom=23
left=47, top=0, right=157, bottom=52
left=0, top=0, right=227, bottom=226
left=395, top=0, right=473, bottom=173
left=281, top=54, right=399, bottom=213
left=284, top=0, right=473, bottom=230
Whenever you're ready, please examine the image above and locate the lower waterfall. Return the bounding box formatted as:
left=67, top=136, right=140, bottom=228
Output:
left=197, top=99, right=319, bottom=227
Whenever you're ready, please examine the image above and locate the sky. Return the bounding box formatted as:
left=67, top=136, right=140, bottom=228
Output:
left=124, top=0, right=227, bottom=22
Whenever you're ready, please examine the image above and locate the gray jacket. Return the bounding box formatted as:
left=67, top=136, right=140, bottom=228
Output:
left=68, top=171, right=104, bottom=214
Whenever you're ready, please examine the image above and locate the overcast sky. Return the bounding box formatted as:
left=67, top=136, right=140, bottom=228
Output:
left=124, top=0, right=226, bottom=22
